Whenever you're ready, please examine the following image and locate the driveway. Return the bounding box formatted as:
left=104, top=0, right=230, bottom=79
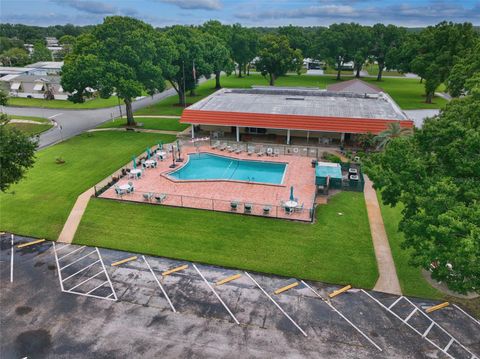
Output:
left=2, top=234, right=479, bottom=358
left=3, top=88, right=177, bottom=149
left=404, top=109, right=440, bottom=128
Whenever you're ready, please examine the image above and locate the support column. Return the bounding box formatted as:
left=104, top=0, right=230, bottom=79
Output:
left=191, top=125, right=195, bottom=139
left=287, top=129, right=291, bottom=145
left=306, top=130, right=310, bottom=144
left=236, top=126, right=240, bottom=142
left=340, top=132, right=345, bottom=144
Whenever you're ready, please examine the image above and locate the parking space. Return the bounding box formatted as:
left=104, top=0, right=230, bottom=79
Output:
left=1, top=234, right=479, bottom=358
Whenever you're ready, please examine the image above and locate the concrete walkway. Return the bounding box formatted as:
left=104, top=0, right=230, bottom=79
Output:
left=57, top=188, right=94, bottom=243
left=88, top=128, right=179, bottom=135
left=363, top=175, right=402, bottom=295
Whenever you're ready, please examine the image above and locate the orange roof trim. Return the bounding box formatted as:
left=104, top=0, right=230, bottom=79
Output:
left=181, top=109, right=414, bottom=135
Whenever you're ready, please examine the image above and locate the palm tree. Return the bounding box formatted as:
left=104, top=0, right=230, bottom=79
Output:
left=374, top=122, right=413, bottom=150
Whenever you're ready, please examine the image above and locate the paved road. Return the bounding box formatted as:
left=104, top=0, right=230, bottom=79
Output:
left=404, top=109, right=440, bottom=128
left=2, top=235, right=479, bottom=358
left=3, top=88, right=177, bottom=149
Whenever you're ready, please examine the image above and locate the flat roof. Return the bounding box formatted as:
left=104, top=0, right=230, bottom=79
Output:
left=327, top=79, right=383, bottom=94
left=187, top=87, right=408, bottom=121
left=25, top=61, right=64, bottom=69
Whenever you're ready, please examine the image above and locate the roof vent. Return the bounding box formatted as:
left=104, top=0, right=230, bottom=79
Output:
left=286, top=97, right=305, bottom=101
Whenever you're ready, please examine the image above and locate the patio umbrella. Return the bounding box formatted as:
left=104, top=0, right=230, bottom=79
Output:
left=290, top=186, right=294, bottom=201
left=176, top=139, right=181, bottom=158
left=132, top=155, right=136, bottom=169
left=158, top=141, right=163, bottom=150
left=146, top=147, right=151, bottom=159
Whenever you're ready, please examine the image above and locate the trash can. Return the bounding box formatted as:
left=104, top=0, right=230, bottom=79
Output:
left=311, top=159, right=317, bottom=168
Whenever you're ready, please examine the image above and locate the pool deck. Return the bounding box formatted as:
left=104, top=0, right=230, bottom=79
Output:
left=100, top=145, right=317, bottom=221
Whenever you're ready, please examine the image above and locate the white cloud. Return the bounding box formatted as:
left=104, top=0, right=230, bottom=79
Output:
left=160, top=0, right=222, bottom=10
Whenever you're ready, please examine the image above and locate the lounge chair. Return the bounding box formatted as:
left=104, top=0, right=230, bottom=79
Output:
left=256, top=148, right=264, bottom=157
left=247, top=147, right=254, bottom=156
left=263, top=205, right=271, bottom=215
left=154, top=193, right=167, bottom=203
left=228, top=145, right=235, bottom=153
left=211, top=141, right=220, bottom=149
left=143, top=192, right=153, bottom=202
left=273, top=148, right=280, bottom=157
left=230, top=201, right=239, bottom=211
left=266, top=148, right=273, bottom=156
left=235, top=146, right=243, bottom=154
left=114, top=185, right=125, bottom=197
left=244, top=203, right=253, bottom=214
left=219, top=143, right=227, bottom=151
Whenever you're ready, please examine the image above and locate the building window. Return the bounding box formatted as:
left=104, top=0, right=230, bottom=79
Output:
left=246, top=127, right=267, bottom=134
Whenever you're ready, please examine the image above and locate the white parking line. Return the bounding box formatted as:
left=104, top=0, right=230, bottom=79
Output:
left=52, top=242, right=65, bottom=291
left=301, top=280, right=382, bottom=351
left=10, top=234, right=14, bottom=283
left=453, top=304, right=480, bottom=327
left=95, top=248, right=118, bottom=301
left=58, top=245, right=86, bottom=261
left=66, top=270, right=104, bottom=291
left=60, top=249, right=97, bottom=270
left=62, top=260, right=100, bottom=282
left=142, top=256, right=176, bottom=313
left=246, top=272, right=307, bottom=337
left=193, top=264, right=240, bottom=325
left=55, top=243, right=72, bottom=253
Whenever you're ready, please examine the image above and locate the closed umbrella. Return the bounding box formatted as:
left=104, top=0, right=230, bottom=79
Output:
left=158, top=141, right=163, bottom=150
left=132, top=155, right=136, bottom=169
left=290, top=186, right=294, bottom=201
left=146, top=147, right=151, bottom=159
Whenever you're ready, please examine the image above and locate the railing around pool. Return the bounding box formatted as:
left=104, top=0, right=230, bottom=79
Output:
left=100, top=189, right=315, bottom=222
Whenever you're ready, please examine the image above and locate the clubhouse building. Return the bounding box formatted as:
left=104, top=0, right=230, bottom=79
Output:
left=181, top=80, right=413, bottom=147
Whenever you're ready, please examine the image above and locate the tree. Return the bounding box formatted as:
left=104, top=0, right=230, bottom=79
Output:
left=56, top=35, right=77, bottom=60
left=0, top=37, right=24, bottom=53
left=0, top=89, right=8, bottom=106
left=317, top=23, right=357, bottom=80
left=163, top=26, right=211, bottom=106
left=278, top=25, right=315, bottom=58
left=0, top=47, right=29, bottom=66
left=356, top=132, right=375, bottom=151
left=350, top=24, right=372, bottom=78
left=0, top=114, right=37, bottom=192
left=366, top=91, right=480, bottom=294
left=201, top=21, right=234, bottom=89
left=230, top=24, right=258, bottom=78
left=256, top=34, right=302, bottom=86
left=370, top=24, right=406, bottom=81
left=31, top=41, right=52, bottom=62
left=447, top=39, right=480, bottom=97
left=374, top=122, right=413, bottom=149
left=62, top=16, right=175, bottom=126
left=409, top=22, right=477, bottom=103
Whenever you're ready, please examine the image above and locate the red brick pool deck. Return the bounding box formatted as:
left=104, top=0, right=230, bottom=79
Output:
left=100, top=145, right=317, bottom=221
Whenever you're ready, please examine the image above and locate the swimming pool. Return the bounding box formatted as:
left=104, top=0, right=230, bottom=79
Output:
left=168, top=153, right=287, bottom=184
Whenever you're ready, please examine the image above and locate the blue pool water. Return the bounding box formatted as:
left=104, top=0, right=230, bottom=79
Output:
left=169, top=153, right=287, bottom=184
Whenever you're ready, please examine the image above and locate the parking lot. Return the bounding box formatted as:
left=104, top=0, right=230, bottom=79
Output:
left=1, top=234, right=479, bottom=358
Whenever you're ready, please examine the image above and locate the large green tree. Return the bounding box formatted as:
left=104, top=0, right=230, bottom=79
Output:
left=62, top=16, right=175, bottom=126
left=256, top=34, right=302, bottom=86
left=163, top=25, right=211, bottom=106
left=367, top=87, right=480, bottom=293
left=350, top=24, right=372, bottom=78
left=447, top=39, right=480, bottom=97
left=0, top=114, right=37, bottom=192
left=201, top=21, right=234, bottom=89
left=317, top=23, right=357, bottom=80
left=31, top=41, right=52, bottom=62
left=370, top=24, right=406, bottom=81
left=0, top=47, right=29, bottom=66
left=410, top=22, right=477, bottom=103
left=230, top=24, right=258, bottom=78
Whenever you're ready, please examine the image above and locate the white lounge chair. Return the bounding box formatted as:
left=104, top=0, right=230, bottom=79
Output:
left=211, top=141, right=220, bottom=149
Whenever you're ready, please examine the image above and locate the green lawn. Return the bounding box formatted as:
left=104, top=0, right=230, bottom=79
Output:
left=136, top=74, right=447, bottom=116
left=365, top=64, right=404, bottom=77
left=7, top=96, right=124, bottom=109
left=97, top=117, right=188, bottom=132
left=74, top=192, right=378, bottom=288
left=379, top=196, right=442, bottom=299
left=0, top=131, right=176, bottom=239
left=6, top=122, right=53, bottom=136
left=6, top=115, right=53, bottom=136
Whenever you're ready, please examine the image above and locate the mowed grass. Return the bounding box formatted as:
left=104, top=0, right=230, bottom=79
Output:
left=97, top=117, right=188, bottom=132
left=74, top=192, right=379, bottom=288
left=6, top=122, right=53, bottom=136
left=7, top=96, right=123, bottom=109
left=379, top=196, right=442, bottom=299
left=136, top=74, right=447, bottom=116
left=0, top=131, right=176, bottom=239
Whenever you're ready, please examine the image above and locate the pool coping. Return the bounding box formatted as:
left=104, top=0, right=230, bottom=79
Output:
left=162, top=151, right=289, bottom=188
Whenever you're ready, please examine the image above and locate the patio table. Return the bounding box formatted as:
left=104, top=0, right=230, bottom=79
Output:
left=130, top=169, right=142, bottom=178
left=285, top=200, right=298, bottom=208
left=118, top=184, right=131, bottom=191
left=145, top=159, right=156, bottom=167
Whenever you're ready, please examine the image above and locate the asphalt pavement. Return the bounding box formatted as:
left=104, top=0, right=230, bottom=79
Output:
left=3, top=88, right=177, bottom=149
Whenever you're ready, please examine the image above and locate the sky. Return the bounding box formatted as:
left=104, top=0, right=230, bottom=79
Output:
left=1, top=0, right=479, bottom=28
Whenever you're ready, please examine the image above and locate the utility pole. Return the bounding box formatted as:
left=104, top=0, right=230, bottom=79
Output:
left=182, top=61, right=186, bottom=108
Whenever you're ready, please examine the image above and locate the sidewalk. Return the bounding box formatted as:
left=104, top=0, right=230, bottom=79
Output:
left=57, top=188, right=94, bottom=243
left=363, top=175, right=402, bottom=295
